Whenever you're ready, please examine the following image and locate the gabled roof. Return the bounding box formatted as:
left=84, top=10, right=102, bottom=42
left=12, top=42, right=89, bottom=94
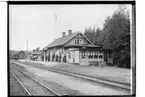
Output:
left=43, top=32, right=97, bottom=50
left=12, top=50, right=31, bottom=56
left=44, top=32, right=80, bottom=49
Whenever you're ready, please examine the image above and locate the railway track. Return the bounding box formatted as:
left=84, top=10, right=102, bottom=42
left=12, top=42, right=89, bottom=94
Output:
left=10, top=70, right=31, bottom=96
left=11, top=60, right=131, bottom=93
left=10, top=66, right=65, bottom=96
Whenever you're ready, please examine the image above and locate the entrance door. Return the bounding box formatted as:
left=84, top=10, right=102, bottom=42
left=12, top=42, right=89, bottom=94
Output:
left=74, top=50, right=79, bottom=63
left=72, top=51, right=75, bottom=63
left=72, top=50, right=79, bottom=63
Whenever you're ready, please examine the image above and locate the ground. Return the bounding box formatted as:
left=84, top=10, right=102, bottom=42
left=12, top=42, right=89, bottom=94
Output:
left=25, top=60, right=131, bottom=84
left=10, top=61, right=130, bottom=95
left=10, top=71, right=29, bottom=96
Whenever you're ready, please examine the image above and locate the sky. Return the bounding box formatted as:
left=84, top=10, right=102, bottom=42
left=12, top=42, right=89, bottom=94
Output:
left=10, top=4, right=120, bottom=51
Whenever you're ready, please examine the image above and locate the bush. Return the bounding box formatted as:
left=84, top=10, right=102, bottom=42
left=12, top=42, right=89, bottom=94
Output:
left=106, top=62, right=114, bottom=66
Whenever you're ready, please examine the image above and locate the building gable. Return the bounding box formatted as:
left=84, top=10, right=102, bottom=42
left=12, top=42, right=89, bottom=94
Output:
left=44, top=32, right=96, bottom=50
left=64, top=33, right=94, bottom=46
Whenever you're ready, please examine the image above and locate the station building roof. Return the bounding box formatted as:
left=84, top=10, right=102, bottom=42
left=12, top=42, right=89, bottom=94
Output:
left=43, top=31, right=102, bottom=50
left=43, top=32, right=80, bottom=50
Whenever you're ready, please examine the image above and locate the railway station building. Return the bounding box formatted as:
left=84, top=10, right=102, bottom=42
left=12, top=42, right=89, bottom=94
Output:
left=42, top=30, right=113, bottom=66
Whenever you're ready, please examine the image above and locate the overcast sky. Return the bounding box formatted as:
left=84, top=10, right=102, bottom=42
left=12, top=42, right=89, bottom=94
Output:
left=10, top=4, right=121, bottom=51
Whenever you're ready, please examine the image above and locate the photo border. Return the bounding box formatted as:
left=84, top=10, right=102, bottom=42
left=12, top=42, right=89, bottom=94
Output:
left=7, top=1, right=136, bottom=97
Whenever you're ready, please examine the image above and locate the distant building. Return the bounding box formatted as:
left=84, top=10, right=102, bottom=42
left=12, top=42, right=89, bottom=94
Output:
left=9, top=50, right=31, bottom=60
left=9, top=50, right=19, bottom=59
left=42, top=30, right=113, bottom=66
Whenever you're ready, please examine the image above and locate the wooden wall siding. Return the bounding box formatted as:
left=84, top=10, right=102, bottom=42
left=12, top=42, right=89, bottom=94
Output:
left=65, top=34, right=90, bottom=46
left=67, top=51, right=73, bottom=63
left=43, top=46, right=113, bottom=65
left=80, top=59, right=89, bottom=65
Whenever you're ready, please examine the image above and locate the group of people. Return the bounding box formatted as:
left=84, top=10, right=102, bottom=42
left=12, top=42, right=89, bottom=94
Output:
left=41, top=54, right=67, bottom=62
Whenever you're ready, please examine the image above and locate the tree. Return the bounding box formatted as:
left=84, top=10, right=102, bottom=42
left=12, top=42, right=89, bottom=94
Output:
left=84, top=27, right=102, bottom=46
left=36, top=47, right=40, bottom=51
left=101, top=5, right=130, bottom=68
left=83, top=5, right=131, bottom=68
left=84, top=27, right=96, bottom=43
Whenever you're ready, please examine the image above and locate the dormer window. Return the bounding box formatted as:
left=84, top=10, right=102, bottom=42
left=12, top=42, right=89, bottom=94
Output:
left=75, top=38, right=80, bottom=44
left=77, top=38, right=79, bottom=44
left=75, top=40, right=77, bottom=44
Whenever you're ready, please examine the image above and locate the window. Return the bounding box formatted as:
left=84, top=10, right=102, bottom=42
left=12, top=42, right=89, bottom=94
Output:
left=75, top=38, right=80, bottom=44
left=94, top=52, right=98, bottom=58
left=98, top=52, right=103, bottom=58
left=99, top=55, right=103, bottom=58
left=91, top=52, right=93, bottom=58
left=75, top=40, right=76, bottom=44
left=88, top=51, right=93, bottom=59
left=88, top=52, right=90, bottom=58
left=81, top=51, right=85, bottom=58
left=85, top=52, right=87, bottom=58
left=79, top=39, right=82, bottom=44
left=77, top=38, right=79, bottom=44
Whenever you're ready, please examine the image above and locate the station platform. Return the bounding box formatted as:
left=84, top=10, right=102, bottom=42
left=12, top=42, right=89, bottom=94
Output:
left=20, top=60, right=131, bottom=84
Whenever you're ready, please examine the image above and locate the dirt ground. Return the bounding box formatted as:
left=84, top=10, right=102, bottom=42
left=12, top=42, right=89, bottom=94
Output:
left=13, top=61, right=130, bottom=95
left=10, top=71, right=29, bottom=96
left=26, top=60, right=131, bottom=84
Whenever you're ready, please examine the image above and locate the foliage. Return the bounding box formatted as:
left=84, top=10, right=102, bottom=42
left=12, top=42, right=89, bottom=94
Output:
left=106, top=62, right=114, bottom=66
left=33, top=47, right=40, bottom=52
left=84, top=27, right=102, bottom=46
left=84, top=5, right=131, bottom=68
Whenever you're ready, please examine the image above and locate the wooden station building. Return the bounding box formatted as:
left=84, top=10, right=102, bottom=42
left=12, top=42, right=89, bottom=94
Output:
left=43, top=30, right=113, bottom=66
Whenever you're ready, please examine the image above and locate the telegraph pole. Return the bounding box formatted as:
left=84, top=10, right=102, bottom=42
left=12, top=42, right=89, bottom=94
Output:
left=26, top=40, right=28, bottom=51
left=26, top=40, right=28, bottom=60
left=54, top=11, right=57, bottom=40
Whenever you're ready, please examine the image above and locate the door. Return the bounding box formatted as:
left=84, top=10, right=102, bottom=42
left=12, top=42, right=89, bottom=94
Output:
left=71, top=50, right=79, bottom=63
left=72, top=51, right=75, bottom=63
left=74, top=50, right=79, bottom=63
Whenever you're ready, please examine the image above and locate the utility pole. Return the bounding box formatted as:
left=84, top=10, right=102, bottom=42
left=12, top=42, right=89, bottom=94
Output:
left=54, top=11, right=57, bottom=40
left=26, top=40, right=28, bottom=52
left=26, top=40, right=28, bottom=60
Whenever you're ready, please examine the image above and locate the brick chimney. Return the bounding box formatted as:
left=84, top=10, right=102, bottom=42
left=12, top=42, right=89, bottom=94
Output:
left=62, top=32, right=66, bottom=37
left=68, top=30, right=72, bottom=35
